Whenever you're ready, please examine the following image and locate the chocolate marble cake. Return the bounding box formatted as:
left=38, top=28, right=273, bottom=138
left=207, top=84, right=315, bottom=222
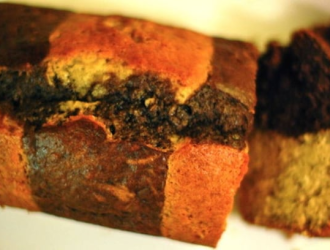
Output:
left=239, top=24, right=330, bottom=236
left=0, top=3, right=258, bottom=247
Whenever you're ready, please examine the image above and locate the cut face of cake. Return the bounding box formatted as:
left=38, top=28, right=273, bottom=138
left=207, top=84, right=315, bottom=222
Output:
left=0, top=3, right=258, bottom=247
left=239, top=24, right=330, bottom=236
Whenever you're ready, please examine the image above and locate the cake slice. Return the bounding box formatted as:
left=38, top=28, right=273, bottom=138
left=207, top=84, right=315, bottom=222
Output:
left=0, top=3, right=258, bottom=247
left=238, top=23, right=330, bottom=236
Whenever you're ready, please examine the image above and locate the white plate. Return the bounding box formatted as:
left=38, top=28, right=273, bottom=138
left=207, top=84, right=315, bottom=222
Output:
left=1, top=0, right=330, bottom=249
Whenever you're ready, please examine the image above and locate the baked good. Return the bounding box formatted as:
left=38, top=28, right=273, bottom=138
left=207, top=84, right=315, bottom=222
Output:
left=238, top=24, right=330, bottom=236
left=0, top=3, right=258, bottom=247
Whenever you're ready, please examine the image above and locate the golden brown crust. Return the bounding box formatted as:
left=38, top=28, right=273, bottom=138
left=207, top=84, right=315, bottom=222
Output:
left=162, top=142, right=248, bottom=247
left=0, top=113, right=38, bottom=211
left=0, top=3, right=257, bottom=108
left=45, top=14, right=258, bottom=106
left=46, top=14, right=213, bottom=100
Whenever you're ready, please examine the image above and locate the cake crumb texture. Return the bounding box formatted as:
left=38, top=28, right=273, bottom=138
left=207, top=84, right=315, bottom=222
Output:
left=240, top=129, right=330, bottom=236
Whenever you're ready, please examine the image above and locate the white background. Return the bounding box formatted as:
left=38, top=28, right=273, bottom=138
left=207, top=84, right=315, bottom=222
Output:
left=1, top=0, right=330, bottom=249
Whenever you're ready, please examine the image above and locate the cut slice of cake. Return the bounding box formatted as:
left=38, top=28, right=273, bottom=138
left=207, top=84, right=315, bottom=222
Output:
left=239, top=23, right=330, bottom=236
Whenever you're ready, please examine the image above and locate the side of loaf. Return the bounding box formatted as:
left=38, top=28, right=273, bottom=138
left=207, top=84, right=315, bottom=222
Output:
left=238, top=24, right=330, bottom=236
left=0, top=3, right=258, bottom=247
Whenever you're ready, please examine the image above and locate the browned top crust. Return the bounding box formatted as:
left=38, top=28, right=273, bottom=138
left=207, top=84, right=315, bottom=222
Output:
left=0, top=3, right=257, bottom=106
left=0, top=3, right=258, bottom=149
left=256, top=24, right=330, bottom=136
left=46, top=14, right=212, bottom=97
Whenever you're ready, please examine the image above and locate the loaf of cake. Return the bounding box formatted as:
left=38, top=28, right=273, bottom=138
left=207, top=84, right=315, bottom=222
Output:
left=238, top=24, right=330, bottom=236
left=0, top=3, right=258, bottom=247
